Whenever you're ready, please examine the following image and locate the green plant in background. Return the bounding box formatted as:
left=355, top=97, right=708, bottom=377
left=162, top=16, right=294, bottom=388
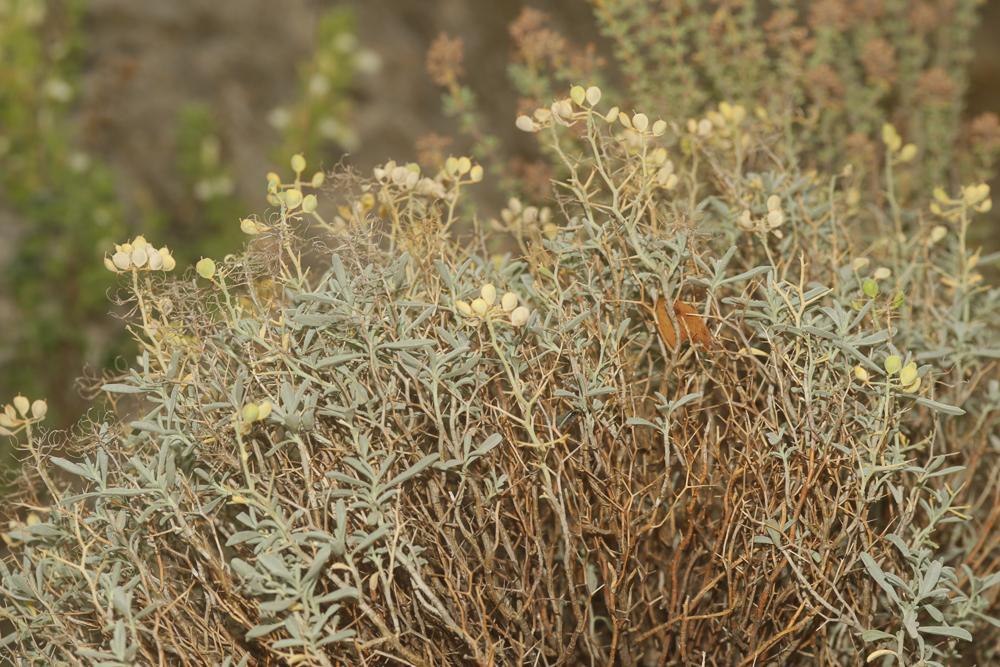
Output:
left=174, top=103, right=246, bottom=260
left=0, top=0, right=129, bottom=432
left=431, top=2, right=1000, bottom=225
left=268, top=6, right=379, bottom=163
left=0, top=0, right=373, bottom=441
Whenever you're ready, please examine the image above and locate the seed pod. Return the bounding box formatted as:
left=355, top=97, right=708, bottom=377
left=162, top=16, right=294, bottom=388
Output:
left=899, top=362, right=918, bottom=387
left=510, top=306, right=530, bottom=327
left=196, top=258, right=216, bottom=280
left=13, top=395, right=30, bottom=417
left=480, top=283, right=497, bottom=306
left=112, top=251, right=131, bottom=271
left=31, top=399, right=47, bottom=420
left=291, top=154, right=306, bottom=173
left=147, top=249, right=163, bottom=270
left=884, top=355, right=902, bottom=375
left=471, top=298, right=488, bottom=316
left=159, top=248, right=176, bottom=272
left=501, top=292, right=518, bottom=312
left=585, top=86, right=601, bottom=106
left=455, top=300, right=473, bottom=317
left=283, top=188, right=303, bottom=209
left=131, top=246, right=148, bottom=268
left=242, top=403, right=260, bottom=423
left=854, top=365, right=870, bottom=383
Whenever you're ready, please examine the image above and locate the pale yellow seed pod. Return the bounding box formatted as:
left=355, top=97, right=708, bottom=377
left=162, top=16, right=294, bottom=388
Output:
left=501, top=292, right=518, bottom=312
left=881, top=123, right=901, bottom=152
left=283, top=188, right=303, bottom=209
left=196, top=257, right=216, bottom=280
left=104, top=256, right=118, bottom=273
left=510, top=306, right=530, bottom=327
left=471, top=298, right=489, bottom=316
left=854, top=365, right=870, bottom=383
left=241, top=403, right=259, bottom=423
left=241, top=218, right=262, bottom=235
left=147, top=248, right=163, bottom=270
left=873, top=267, right=892, bottom=281
left=131, top=246, right=148, bottom=268
left=899, top=362, right=918, bottom=387
left=480, top=283, right=497, bottom=306
left=852, top=257, right=870, bottom=272
left=302, top=194, right=318, bottom=213
left=291, top=153, right=306, bottom=173
left=585, top=86, right=601, bottom=106
left=737, top=210, right=755, bottom=231
left=457, top=157, right=471, bottom=175
left=160, top=248, right=176, bottom=272
left=632, top=113, right=649, bottom=132
left=257, top=400, right=272, bottom=421
left=570, top=85, right=585, bottom=106
left=13, top=395, right=30, bottom=417
left=112, top=251, right=131, bottom=271
left=515, top=115, right=536, bottom=132
left=469, top=165, right=484, bottom=182
left=455, top=300, right=473, bottom=317
left=604, top=106, right=619, bottom=123
left=930, top=225, right=947, bottom=243
left=884, top=355, right=902, bottom=375
left=766, top=194, right=781, bottom=211
left=311, top=171, right=325, bottom=188
left=30, top=399, right=47, bottom=420
left=901, top=377, right=922, bottom=393
left=651, top=119, right=666, bottom=136
left=898, top=144, right=917, bottom=163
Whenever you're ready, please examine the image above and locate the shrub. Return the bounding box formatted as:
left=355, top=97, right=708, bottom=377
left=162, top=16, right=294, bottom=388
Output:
left=4, top=2, right=1000, bottom=665
left=2, top=76, right=1000, bottom=664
